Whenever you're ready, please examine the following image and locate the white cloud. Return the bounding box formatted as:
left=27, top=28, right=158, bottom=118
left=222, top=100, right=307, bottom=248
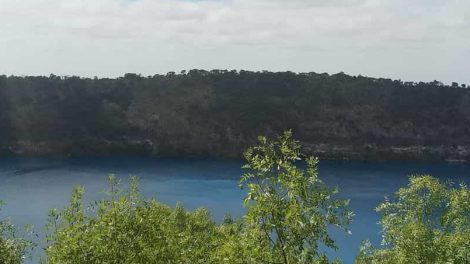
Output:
left=0, top=0, right=468, bottom=84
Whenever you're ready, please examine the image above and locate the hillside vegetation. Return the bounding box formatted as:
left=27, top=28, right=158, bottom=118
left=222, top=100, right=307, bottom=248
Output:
left=1, top=70, right=469, bottom=161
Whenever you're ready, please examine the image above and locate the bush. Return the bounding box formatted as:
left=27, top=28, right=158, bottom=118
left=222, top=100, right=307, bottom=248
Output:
left=356, top=175, right=470, bottom=264
left=230, top=130, right=353, bottom=264
left=0, top=201, right=34, bottom=264
left=44, top=176, right=219, bottom=264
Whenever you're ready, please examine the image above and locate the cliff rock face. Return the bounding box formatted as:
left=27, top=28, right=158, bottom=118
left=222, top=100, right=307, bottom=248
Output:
left=0, top=71, right=469, bottom=161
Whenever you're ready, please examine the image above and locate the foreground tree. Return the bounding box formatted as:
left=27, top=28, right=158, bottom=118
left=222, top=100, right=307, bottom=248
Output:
left=356, top=175, right=470, bottom=264
left=234, top=130, right=353, bottom=264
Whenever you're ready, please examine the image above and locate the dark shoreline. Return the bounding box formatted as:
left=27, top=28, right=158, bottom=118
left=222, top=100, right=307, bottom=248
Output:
left=2, top=140, right=469, bottom=163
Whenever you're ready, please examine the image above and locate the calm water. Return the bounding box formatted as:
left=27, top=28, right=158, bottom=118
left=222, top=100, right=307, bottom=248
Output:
left=0, top=157, right=469, bottom=264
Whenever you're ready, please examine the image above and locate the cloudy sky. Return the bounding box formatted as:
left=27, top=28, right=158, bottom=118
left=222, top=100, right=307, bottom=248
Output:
left=0, top=0, right=468, bottom=84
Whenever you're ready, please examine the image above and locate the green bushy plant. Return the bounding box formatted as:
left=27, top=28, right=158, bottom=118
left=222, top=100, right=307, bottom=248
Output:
left=0, top=201, right=35, bottom=264
left=356, top=175, right=470, bottom=264
left=233, top=130, right=353, bottom=264
left=44, top=175, right=219, bottom=264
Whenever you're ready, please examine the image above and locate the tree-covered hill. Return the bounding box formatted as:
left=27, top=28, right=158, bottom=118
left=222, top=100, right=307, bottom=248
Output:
left=0, top=70, right=469, bottom=161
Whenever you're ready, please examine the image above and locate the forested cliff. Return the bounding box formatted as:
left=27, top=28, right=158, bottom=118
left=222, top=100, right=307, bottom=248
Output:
left=0, top=70, right=469, bottom=161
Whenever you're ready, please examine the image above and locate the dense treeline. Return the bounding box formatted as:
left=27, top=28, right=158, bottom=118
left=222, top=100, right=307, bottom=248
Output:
left=1, top=70, right=470, bottom=161
left=1, top=132, right=469, bottom=263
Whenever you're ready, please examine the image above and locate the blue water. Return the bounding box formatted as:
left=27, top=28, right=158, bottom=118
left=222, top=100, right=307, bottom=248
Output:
left=0, top=157, right=469, bottom=263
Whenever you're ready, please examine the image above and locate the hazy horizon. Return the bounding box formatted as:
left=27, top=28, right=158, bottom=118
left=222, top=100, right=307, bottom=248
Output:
left=1, top=69, right=467, bottom=87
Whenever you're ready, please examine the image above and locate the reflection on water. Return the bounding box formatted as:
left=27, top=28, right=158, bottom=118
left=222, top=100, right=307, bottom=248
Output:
left=0, top=157, right=469, bottom=264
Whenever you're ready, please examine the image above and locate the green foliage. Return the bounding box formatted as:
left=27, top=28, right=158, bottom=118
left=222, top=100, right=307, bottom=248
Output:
left=238, top=130, right=353, bottom=264
left=44, top=175, right=219, bottom=264
left=356, top=175, right=470, bottom=264
left=0, top=201, right=35, bottom=264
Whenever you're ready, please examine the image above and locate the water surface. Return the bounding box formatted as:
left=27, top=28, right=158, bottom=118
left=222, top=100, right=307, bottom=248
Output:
left=0, top=157, right=469, bottom=263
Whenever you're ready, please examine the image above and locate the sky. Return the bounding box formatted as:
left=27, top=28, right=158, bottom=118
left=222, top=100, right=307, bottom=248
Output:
left=0, top=0, right=469, bottom=84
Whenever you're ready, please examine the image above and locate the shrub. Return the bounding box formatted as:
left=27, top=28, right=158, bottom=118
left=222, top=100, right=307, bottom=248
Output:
left=235, top=130, right=353, bottom=264
left=44, top=175, right=219, bottom=264
left=356, top=175, right=470, bottom=264
left=0, top=201, right=34, bottom=264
